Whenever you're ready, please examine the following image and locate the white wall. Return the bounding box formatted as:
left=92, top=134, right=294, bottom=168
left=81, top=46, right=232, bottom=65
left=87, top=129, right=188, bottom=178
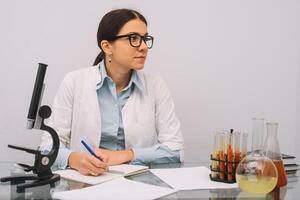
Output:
left=0, top=0, right=300, bottom=164
left=296, top=57, right=300, bottom=164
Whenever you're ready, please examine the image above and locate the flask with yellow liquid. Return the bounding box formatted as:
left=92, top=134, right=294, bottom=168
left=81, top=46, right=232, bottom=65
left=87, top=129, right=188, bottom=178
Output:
left=236, top=118, right=278, bottom=194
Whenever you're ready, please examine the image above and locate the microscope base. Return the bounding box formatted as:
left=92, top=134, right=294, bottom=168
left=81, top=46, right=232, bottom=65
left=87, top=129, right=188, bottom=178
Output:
left=1, top=173, right=60, bottom=193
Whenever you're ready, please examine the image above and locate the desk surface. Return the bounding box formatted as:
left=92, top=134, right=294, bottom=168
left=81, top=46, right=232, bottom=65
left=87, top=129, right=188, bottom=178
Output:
left=0, top=162, right=298, bottom=199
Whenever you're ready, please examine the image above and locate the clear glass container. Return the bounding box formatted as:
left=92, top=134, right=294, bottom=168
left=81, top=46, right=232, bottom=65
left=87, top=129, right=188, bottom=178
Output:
left=226, top=131, right=234, bottom=182
left=233, top=132, right=241, bottom=161
left=218, top=132, right=226, bottom=181
left=211, top=131, right=218, bottom=179
left=241, top=132, right=248, bottom=159
left=233, top=131, right=241, bottom=181
left=263, top=122, right=287, bottom=188
left=236, top=118, right=278, bottom=194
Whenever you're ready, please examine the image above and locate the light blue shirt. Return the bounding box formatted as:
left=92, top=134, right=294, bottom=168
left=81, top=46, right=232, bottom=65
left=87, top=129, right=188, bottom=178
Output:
left=96, top=62, right=137, bottom=151
left=43, top=62, right=180, bottom=169
left=97, top=62, right=180, bottom=165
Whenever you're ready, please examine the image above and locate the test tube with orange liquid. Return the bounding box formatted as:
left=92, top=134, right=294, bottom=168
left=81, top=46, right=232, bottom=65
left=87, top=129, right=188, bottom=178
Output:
left=233, top=132, right=241, bottom=180
left=226, top=131, right=233, bottom=182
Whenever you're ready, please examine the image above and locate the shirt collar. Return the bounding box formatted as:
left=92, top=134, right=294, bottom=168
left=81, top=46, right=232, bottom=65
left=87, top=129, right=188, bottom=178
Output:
left=96, top=61, right=144, bottom=92
left=96, top=62, right=109, bottom=90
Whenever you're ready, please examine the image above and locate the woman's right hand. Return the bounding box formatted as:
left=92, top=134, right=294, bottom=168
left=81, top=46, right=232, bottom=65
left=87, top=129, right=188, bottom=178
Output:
left=68, top=152, right=109, bottom=176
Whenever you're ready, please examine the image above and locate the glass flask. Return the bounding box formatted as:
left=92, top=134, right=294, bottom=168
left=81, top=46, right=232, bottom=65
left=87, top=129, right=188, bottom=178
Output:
left=263, top=122, right=287, bottom=188
left=236, top=118, right=278, bottom=194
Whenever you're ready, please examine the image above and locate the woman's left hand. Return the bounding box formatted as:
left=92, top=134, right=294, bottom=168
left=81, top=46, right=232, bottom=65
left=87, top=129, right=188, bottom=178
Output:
left=93, top=148, right=134, bottom=165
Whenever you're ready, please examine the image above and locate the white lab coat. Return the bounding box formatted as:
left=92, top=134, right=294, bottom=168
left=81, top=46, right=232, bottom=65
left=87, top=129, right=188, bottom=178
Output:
left=40, top=66, right=184, bottom=161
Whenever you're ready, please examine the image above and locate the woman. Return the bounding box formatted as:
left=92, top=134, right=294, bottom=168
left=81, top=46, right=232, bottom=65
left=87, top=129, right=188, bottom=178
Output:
left=41, top=8, right=184, bottom=176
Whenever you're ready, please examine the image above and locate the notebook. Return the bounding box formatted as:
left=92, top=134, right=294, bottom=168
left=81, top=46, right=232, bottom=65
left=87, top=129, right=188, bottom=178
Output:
left=109, top=164, right=149, bottom=176
left=54, top=164, right=148, bottom=185
left=52, top=177, right=177, bottom=200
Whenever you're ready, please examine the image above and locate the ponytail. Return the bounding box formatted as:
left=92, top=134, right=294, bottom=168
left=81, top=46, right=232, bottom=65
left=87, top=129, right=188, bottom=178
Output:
left=93, top=51, right=104, bottom=66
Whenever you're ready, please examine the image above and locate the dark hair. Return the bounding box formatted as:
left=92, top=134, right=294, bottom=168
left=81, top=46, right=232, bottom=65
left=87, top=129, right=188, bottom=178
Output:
left=93, top=9, right=147, bottom=66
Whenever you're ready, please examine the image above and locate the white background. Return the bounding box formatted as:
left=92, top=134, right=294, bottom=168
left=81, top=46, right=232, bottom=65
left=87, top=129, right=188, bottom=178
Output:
left=0, top=0, right=299, bottom=164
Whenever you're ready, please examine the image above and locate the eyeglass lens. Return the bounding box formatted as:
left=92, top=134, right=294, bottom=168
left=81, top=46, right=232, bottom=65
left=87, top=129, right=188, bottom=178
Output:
left=129, top=34, right=153, bottom=48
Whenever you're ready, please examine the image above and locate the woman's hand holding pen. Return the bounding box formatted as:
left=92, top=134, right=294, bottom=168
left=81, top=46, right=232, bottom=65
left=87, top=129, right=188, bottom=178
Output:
left=68, top=151, right=109, bottom=176
left=94, top=148, right=134, bottom=166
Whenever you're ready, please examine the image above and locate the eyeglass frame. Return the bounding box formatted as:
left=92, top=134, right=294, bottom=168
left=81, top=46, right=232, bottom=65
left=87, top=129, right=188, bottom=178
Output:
left=107, top=33, right=154, bottom=49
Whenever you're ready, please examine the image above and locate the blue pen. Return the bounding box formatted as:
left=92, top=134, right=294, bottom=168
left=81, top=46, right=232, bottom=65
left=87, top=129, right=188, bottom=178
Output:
left=81, top=140, right=103, bottom=161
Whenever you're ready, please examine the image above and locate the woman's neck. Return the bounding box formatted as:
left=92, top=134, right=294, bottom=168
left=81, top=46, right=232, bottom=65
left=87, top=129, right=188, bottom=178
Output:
left=105, top=61, right=132, bottom=93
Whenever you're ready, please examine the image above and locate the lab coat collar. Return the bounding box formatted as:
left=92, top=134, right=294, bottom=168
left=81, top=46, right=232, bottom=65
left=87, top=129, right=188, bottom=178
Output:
left=95, top=62, right=145, bottom=92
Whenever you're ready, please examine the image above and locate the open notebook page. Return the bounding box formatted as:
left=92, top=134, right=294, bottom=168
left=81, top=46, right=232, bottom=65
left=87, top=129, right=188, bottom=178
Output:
left=54, top=169, right=121, bottom=185
left=108, top=164, right=149, bottom=176
left=54, top=164, right=148, bottom=185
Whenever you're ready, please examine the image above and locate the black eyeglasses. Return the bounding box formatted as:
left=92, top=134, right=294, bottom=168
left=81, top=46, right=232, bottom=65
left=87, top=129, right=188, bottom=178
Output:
left=108, top=33, right=154, bottom=49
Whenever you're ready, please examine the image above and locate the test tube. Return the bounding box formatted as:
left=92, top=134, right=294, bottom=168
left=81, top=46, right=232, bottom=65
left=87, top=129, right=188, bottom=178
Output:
left=241, top=132, right=248, bottom=159
left=233, top=132, right=241, bottom=164
left=218, top=133, right=225, bottom=181
left=226, top=131, right=233, bottom=182
left=233, top=132, right=241, bottom=180
left=211, top=132, right=218, bottom=178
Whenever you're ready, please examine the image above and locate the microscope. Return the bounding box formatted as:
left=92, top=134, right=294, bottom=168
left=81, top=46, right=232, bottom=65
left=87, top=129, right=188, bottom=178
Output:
left=0, top=63, right=60, bottom=193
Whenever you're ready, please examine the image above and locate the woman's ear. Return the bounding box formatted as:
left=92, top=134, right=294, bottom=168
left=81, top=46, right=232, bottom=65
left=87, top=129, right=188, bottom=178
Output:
left=100, top=40, right=112, bottom=55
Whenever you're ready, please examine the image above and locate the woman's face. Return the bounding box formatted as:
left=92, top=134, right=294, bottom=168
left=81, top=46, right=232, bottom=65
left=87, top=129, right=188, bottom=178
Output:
left=110, top=19, right=149, bottom=71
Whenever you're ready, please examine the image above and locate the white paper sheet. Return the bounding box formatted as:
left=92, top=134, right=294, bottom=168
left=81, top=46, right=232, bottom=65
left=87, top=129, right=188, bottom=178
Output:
left=54, top=164, right=148, bottom=185
left=52, top=177, right=177, bottom=200
left=150, top=166, right=238, bottom=190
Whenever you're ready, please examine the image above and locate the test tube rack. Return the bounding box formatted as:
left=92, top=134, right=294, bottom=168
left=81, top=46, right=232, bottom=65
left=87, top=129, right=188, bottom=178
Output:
left=209, top=154, right=241, bottom=184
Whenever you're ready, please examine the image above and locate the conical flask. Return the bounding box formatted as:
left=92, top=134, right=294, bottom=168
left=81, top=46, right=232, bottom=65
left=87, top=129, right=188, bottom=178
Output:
left=263, top=122, right=287, bottom=188
left=236, top=118, right=278, bottom=194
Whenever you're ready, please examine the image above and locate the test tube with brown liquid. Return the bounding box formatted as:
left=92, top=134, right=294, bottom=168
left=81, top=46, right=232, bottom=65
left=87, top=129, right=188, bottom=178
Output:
left=226, top=131, right=234, bottom=182
left=233, top=132, right=241, bottom=179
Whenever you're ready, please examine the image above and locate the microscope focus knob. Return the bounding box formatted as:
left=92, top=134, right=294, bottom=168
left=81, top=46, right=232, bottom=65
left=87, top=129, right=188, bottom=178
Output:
left=41, top=156, right=50, bottom=166
left=39, top=105, right=52, bottom=119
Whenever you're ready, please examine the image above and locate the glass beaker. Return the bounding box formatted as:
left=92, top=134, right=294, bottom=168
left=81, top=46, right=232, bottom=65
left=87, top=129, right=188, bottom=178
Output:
left=236, top=118, right=278, bottom=194
left=263, top=122, right=287, bottom=188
